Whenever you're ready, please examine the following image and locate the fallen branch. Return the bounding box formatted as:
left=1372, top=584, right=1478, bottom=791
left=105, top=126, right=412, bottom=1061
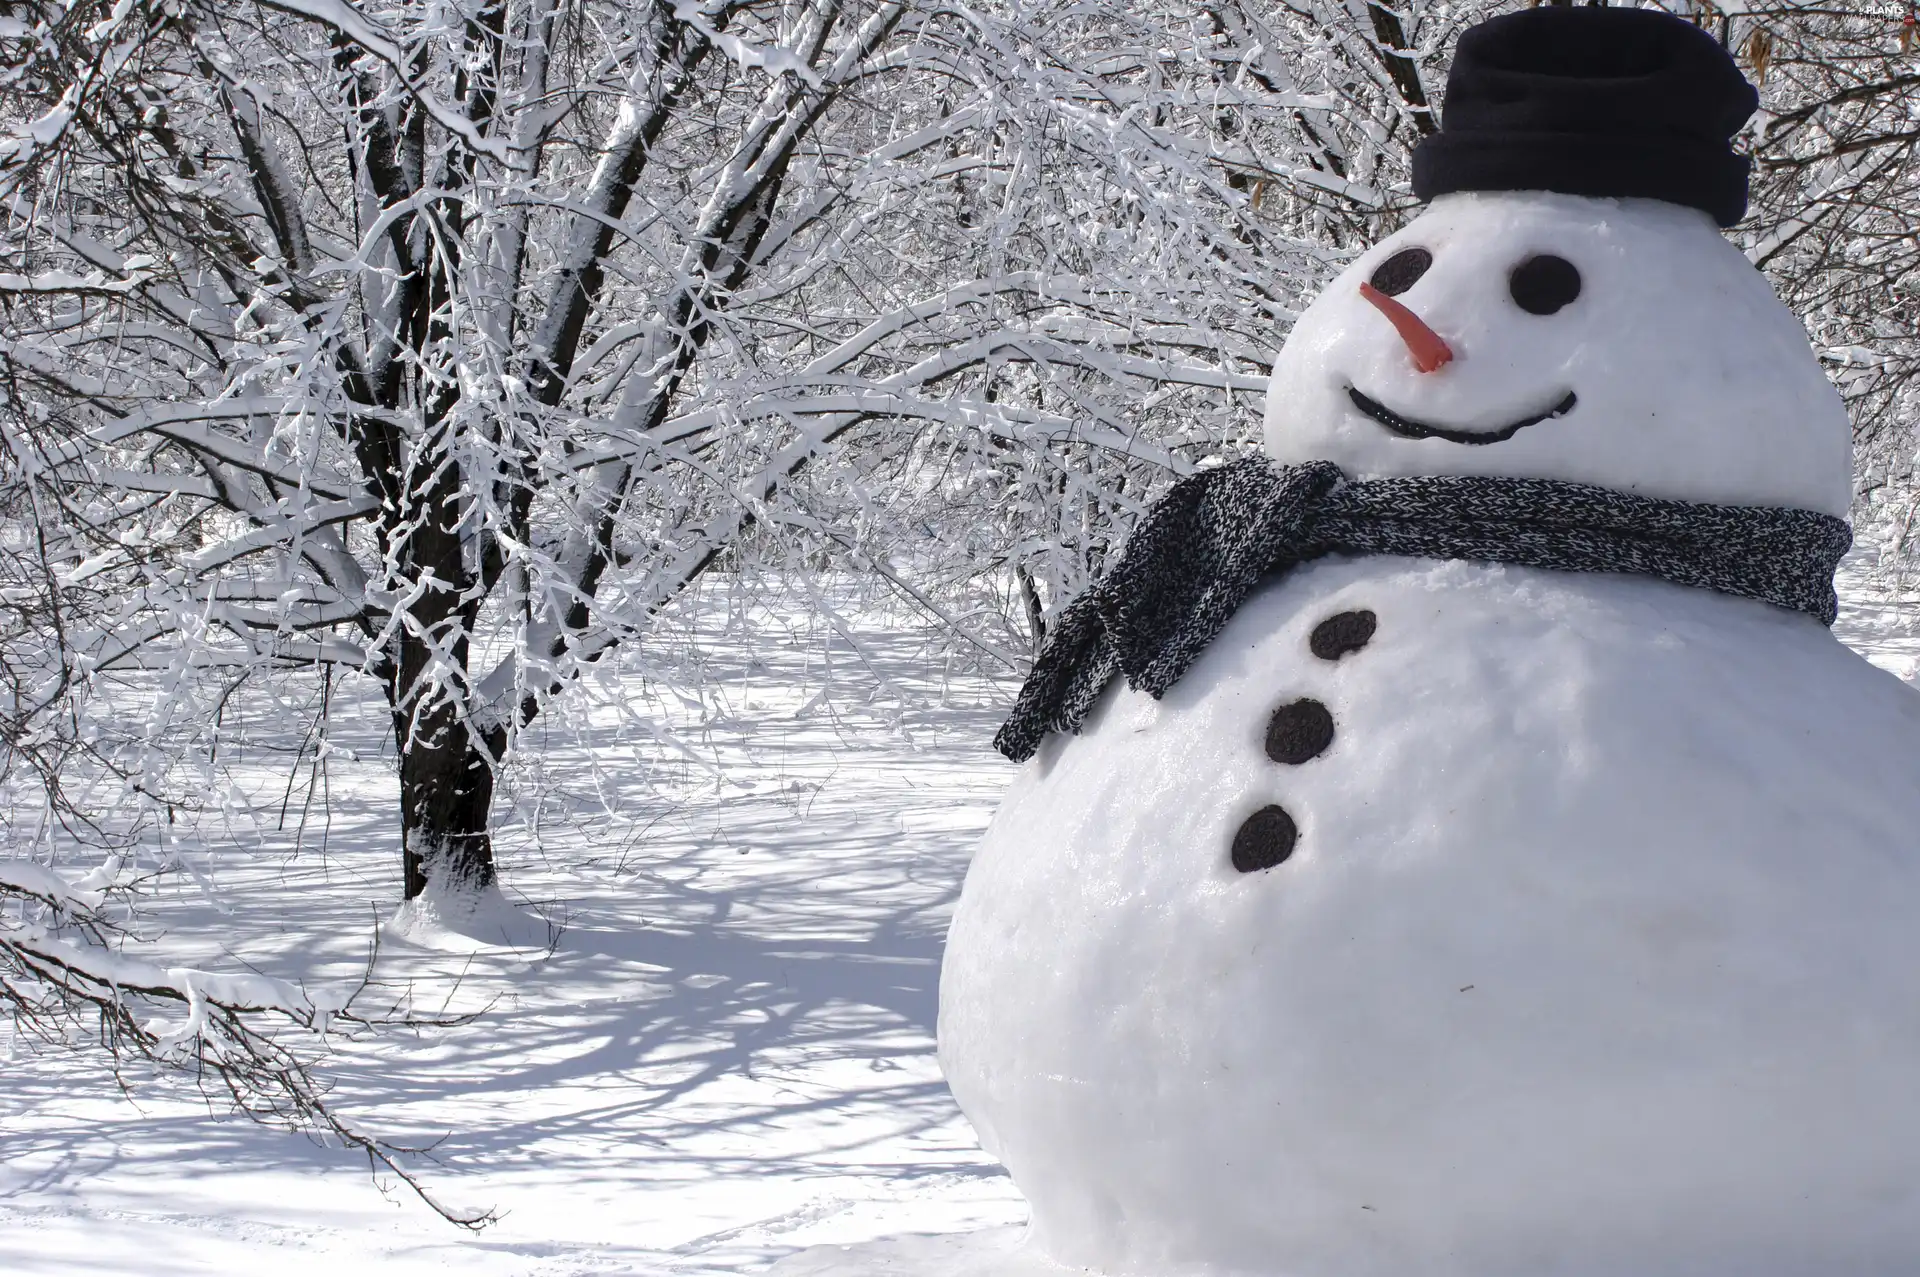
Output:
left=0, top=858, right=496, bottom=1229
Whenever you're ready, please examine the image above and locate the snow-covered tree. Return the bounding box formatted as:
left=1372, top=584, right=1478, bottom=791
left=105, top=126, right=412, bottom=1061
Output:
left=1, top=0, right=1915, bottom=915
left=1737, top=1, right=1920, bottom=563
left=0, top=0, right=1335, bottom=905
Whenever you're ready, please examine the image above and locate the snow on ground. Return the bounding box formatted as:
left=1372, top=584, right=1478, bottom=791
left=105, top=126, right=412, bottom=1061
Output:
left=2, top=560, right=1915, bottom=1276
left=1833, top=550, right=1920, bottom=684
left=0, top=580, right=1026, bottom=1275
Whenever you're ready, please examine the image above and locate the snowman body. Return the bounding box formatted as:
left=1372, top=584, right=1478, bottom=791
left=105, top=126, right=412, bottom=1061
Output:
left=937, top=190, right=1920, bottom=1276
left=941, top=557, right=1920, bottom=1277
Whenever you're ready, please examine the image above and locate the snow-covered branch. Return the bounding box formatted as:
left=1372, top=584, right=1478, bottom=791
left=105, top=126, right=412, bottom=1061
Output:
left=0, top=858, right=494, bottom=1228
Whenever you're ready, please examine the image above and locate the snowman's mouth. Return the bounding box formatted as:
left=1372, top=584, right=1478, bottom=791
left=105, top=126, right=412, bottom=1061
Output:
left=1347, top=387, right=1578, bottom=445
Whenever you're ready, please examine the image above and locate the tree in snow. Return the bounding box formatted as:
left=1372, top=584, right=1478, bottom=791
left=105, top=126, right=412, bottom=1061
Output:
left=0, top=0, right=1343, bottom=905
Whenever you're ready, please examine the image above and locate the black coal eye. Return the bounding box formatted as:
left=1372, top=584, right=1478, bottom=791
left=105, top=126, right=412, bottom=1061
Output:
left=1509, top=255, right=1582, bottom=315
left=1369, top=247, right=1432, bottom=297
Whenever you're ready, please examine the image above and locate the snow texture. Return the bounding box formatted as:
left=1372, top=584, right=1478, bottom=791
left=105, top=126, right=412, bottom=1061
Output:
left=767, top=1227, right=1049, bottom=1275
left=1265, top=193, right=1854, bottom=516
left=387, top=878, right=558, bottom=953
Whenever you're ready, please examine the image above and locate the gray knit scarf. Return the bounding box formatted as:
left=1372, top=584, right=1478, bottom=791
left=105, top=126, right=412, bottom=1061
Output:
left=995, top=458, right=1852, bottom=763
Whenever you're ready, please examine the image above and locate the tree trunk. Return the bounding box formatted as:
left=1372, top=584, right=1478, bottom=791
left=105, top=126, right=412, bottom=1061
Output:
left=394, top=679, right=502, bottom=900
left=384, top=434, right=500, bottom=900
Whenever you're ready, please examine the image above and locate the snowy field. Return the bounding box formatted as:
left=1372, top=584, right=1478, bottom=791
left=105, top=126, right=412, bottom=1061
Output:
left=3, top=560, right=1916, bottom=1276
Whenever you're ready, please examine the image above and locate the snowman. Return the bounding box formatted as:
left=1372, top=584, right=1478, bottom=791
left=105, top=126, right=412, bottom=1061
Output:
left=932, top=8, right=1920, bottom=1277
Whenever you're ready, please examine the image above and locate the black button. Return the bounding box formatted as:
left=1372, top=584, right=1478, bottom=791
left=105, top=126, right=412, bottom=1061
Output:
left=1232, top=806, right=1298, bottom=873
left=1310, top=610, right=1376, bottom=661
left=1265, top=699, right=1335, bottom=765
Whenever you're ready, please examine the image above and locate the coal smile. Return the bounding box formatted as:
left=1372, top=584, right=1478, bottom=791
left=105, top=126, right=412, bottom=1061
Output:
left=1347, top=386, right=1578, bottom=446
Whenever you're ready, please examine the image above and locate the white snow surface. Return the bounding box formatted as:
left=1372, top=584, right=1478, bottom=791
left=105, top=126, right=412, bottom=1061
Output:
left=388, top=879, right=564, bottom=953
left=941, top=558, right=1920, bottom=1277
left=0, top=587, right=1025, bottom=1275
left=1264, top=193, right=1854, bottom=515
left=1, top=567, right=1916, bottom=1276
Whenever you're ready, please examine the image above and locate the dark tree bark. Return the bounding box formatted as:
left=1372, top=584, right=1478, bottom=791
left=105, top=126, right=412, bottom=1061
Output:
left=1367, top=3, right=1436, bottom=137
left=395, top=697, right=502, bottom=899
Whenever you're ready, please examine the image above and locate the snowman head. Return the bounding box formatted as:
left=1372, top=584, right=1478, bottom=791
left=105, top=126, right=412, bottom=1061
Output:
left=1264, top=9, right=1852, bottom=517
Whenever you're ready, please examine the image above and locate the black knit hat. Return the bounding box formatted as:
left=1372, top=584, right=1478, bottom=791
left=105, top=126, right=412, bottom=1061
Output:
left=1411, top=7, right=1760, bottom=227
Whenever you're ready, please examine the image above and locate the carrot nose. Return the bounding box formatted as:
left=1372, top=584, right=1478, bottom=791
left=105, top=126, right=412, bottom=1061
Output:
left=1359, top=281, right=1454, bottom=373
